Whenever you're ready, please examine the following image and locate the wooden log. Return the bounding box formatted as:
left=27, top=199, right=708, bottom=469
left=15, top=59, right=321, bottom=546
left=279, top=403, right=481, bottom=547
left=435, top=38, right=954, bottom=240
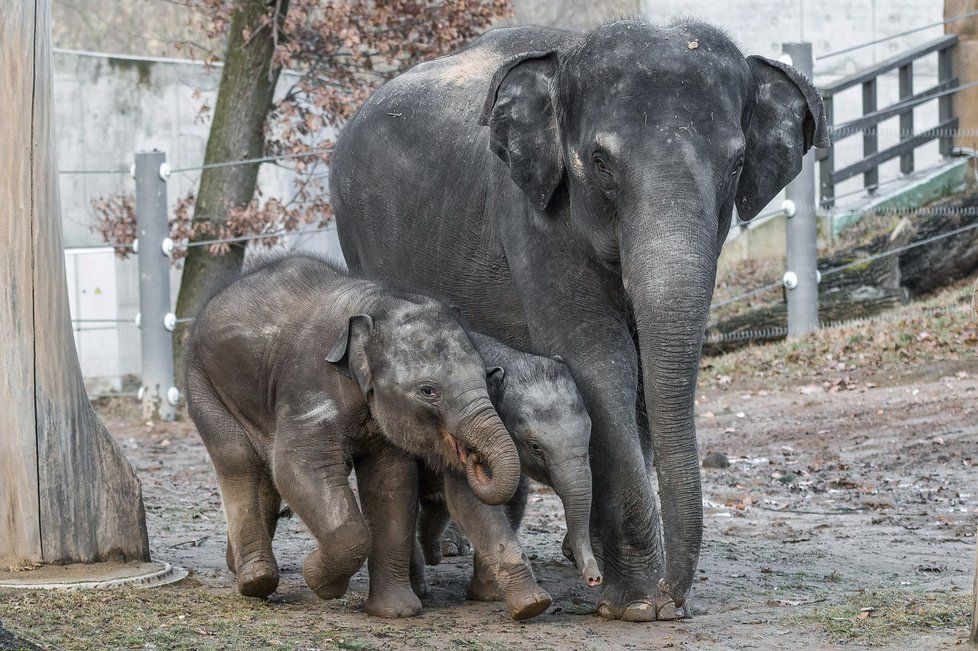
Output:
left=704, top=287, right=908, bottom=355
left=0, top=0, right=149, bottom=566
left=706, top=192, right=978, bottom=355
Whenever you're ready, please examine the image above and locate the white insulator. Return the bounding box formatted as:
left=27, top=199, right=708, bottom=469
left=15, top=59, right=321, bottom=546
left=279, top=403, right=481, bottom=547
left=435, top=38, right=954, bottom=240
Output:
left=782, top=271, right=799, bottom=290
left=782, top=199, right=797, bottom=217
left=137, top=386, right=146, bottom=401
left=132, top=238, right=139, bottom=254
left=161, top=237, right=174, bottom=256
left=163, top=312, right=177, bottom=332
left=134, top=312, right=141, bottom=328
left=778, top=53, right=793, bottom=66
left=159, top=162, right=172, bottom=180
left=167, top=387, right=181, bottom=406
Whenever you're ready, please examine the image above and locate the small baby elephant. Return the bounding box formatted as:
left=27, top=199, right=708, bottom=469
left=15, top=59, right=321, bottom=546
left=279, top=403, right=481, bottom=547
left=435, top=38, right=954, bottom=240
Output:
left=415, top=332, right=602, bottom=618
left=185, top=255, right=522, bottom=618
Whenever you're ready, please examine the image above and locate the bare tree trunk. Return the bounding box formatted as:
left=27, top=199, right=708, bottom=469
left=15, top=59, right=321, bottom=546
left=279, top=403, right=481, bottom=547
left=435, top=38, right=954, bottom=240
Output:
left=0, top=0, right=148, bottom=566
left=173, top=0, right=287, bottom=384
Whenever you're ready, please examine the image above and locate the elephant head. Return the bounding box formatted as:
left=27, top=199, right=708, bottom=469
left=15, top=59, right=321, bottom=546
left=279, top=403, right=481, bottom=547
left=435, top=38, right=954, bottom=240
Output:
left=480, top=19, right=829, bottom=605
left=485, top=354, right=601, bottom=588
left=326, top=304, right=522, bottom=506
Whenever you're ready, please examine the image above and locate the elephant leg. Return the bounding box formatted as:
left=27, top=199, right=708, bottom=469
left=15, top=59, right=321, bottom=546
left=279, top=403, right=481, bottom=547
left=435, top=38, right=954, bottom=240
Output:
left=409, top=535, right=430, bottom=598
left=468, top=551, right=502, bottom=602
left=513, top=286, right=673, bottom=621
left=444, top=472, right=551, bottom=621
left=272, top=431, right=369, bottom=601
left=418, top=494, right=451, bottom=566
left=439, top=521, right=471, bottom=558
left=504, top=474, right=529, bottom=531
left=188, top=368, right=278, bottom=597
left=354, top=445, right=423, bottom=618
left=226, top=473, right=281, bottom=575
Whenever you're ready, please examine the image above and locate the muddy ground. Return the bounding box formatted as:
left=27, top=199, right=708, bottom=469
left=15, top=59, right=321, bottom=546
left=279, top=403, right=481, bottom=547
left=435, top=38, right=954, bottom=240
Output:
left=1, top=352, right=974, bottom=650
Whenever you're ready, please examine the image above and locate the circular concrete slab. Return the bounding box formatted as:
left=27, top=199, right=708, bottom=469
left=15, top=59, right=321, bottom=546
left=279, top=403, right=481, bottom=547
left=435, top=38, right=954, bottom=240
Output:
left=0, top=561, right=187, bottom=590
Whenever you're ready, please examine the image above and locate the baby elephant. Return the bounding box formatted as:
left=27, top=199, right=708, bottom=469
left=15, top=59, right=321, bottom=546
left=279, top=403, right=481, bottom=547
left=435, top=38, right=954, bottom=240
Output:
left=185, top=255, right=522, bottom=618
left=415, top=332, right=602, bottom=617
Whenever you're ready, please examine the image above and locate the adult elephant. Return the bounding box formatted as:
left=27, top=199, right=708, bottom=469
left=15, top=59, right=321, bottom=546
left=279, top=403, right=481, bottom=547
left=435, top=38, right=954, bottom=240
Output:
left=331, top=19, right=828, bottom=621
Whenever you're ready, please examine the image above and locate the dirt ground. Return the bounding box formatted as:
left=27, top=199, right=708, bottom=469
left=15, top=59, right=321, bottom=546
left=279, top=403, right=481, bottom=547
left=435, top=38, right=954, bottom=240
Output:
left=1, top=294, right=976, bottom=649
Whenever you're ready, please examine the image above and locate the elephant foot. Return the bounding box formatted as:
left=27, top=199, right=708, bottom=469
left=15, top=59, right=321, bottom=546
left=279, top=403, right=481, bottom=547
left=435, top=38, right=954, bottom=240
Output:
left=496, top=563, right=551, bottom=621
left=236, top=557, right=279, bottom=598
left=411, top=569, right=430, bottom=599
left=504, top=584, right=552, bottom=621
left=302, top=553, right=352, bottom=600
left=365, top=586, right=423, bottom=618
left=421, top=539, right=442, bottom=566
left=466, top=572, right=502, bottom=602
left=595, top=580, right=685, bottom=622
left=440, top=522, right=471, bottom=558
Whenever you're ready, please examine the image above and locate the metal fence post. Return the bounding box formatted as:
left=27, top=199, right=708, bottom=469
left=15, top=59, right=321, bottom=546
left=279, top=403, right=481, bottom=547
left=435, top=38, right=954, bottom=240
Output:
left=134, top=150, right=177, bottom=421
left=782, top=43, right=820, bottom=337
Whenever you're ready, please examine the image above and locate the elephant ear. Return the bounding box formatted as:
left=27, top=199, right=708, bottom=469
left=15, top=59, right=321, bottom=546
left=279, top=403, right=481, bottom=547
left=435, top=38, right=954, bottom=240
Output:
left=480, top=50, right=563, bottom=212
left=736, top=55, right=831, bottom=221
left=485, top=366, right=506, bottom=402
left=325, top=314, right=374, bottom=396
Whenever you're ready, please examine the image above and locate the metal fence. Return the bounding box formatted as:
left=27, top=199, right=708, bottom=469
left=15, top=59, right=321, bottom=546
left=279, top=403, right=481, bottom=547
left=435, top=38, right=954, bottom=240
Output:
left=818, top=34, right=960, bottom=208
left=725, top=18, right=978, bottom=341
left=66, top=149, right=334, bottom=420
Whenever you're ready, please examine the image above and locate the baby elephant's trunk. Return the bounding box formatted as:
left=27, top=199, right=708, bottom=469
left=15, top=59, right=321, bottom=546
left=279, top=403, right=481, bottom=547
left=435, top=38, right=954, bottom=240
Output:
left=454, top=399, right=522, bottom=506
left=553, top=453, right=602, bottom=587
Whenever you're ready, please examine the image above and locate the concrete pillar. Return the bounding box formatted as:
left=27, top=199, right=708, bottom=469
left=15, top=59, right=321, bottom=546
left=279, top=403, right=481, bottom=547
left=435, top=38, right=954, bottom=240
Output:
left=946, top=1, right=978, bottom=150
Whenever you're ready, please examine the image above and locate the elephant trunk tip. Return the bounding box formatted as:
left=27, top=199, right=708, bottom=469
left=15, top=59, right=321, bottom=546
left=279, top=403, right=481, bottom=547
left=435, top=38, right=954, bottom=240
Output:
left=581, top=558, right=602, bottom=587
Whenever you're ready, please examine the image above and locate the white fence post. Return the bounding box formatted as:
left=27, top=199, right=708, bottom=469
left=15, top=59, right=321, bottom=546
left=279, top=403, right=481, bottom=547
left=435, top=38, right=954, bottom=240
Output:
left=782, top=42, right=821, bottom=337
left=134, top=150, right=177, bottom=421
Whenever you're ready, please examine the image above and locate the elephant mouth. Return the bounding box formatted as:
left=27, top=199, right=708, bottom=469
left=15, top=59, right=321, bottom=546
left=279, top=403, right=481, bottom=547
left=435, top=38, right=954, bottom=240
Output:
left=452, top=437, right=493, bottom=486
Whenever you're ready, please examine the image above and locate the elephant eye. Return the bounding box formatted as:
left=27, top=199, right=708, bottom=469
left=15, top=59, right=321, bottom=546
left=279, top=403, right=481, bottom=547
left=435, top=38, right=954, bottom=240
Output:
left=529, top=441, right=544, bottom=455
left=417, top=384, right=440, bottom=401
left=592, top=152, right=610, bottom=175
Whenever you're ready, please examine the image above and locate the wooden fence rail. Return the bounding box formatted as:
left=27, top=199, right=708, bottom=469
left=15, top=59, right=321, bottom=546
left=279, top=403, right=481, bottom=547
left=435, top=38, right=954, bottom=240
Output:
left=818, top=34, right=960, bottom=208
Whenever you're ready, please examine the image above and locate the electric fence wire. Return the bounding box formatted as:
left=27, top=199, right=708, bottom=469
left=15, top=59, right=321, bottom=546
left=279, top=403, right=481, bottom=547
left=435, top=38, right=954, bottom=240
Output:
left=816, top=9, right=978, bottom=60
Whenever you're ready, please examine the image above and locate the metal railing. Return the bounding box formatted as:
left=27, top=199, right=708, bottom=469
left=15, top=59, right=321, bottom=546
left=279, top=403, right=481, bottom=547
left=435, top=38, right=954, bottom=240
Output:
left=818, top=34, right=960, bottom=209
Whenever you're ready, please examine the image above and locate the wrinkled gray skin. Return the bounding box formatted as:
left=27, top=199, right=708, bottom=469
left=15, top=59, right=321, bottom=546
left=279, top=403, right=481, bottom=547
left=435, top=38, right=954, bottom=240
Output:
left=185, top=255, right=523, bottom=618
left=413, top=333, right=601, bottom=616
left=332, top=19, right=829, bottom=620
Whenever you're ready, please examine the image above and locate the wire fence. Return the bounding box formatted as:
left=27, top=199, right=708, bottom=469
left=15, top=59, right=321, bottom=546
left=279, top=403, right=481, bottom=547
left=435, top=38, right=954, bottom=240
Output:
left=706, top=300, right=972, bottom=346
left=816, top=9, right=978, bottom=60
left=713, top=204, right=978, bottom=313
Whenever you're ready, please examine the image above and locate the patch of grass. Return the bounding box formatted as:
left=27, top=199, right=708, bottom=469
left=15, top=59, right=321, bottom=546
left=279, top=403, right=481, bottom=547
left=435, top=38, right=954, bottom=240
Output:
left=701, top=279, right=977, bottom=387
left=804, top=589, right=970, bottom=645
left=0, top=578, right=373, bottom=651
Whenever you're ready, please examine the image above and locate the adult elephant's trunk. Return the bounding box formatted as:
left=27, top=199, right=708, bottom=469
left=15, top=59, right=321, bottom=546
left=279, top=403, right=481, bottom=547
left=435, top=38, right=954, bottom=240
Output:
left=452, top=396, right=522, bottom=506
left=619, top=201, right=717, bottom=609
left=551, top=454, right=602, bottom=587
